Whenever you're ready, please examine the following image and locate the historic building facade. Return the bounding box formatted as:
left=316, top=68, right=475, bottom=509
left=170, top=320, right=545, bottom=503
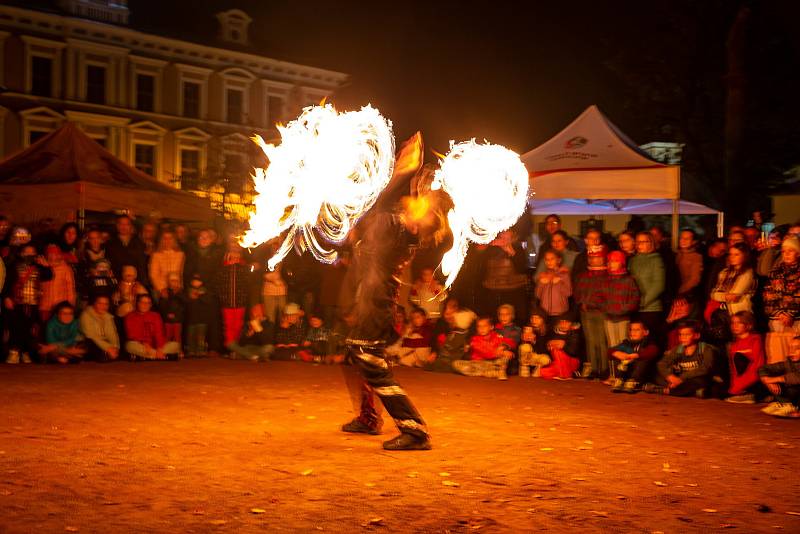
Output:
left=0, top=1, right=348, bottom=219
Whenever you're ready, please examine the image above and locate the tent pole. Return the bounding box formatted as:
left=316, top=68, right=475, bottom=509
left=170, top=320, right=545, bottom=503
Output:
left=671, top=199, right=679, bottom=250
left=717, top=211, right=724, bottom=238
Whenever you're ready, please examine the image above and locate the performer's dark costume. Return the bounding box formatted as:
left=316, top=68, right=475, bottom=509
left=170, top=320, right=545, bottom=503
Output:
left=340, top=210, right=429, bottom=443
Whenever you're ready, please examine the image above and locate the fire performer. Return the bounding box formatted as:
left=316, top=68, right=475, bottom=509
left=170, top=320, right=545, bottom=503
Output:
left=338, top=163, right=446, bottom=451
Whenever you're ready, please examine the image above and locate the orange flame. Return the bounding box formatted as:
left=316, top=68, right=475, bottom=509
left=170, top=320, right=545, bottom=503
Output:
left=392, top=131, right=423, bottom=178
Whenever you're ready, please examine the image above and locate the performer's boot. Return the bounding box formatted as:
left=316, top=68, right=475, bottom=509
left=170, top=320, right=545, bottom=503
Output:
left=341, top=418, right=381, bottom=435
left=382, top=433, right=432, bottom=451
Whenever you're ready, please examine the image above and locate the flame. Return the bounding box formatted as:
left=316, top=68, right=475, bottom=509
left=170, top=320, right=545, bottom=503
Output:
left=392, top=131, right=423, bottom=177
left=432, top=139, right=529, bottom=289
left=239, top=103, right=395, bottom=270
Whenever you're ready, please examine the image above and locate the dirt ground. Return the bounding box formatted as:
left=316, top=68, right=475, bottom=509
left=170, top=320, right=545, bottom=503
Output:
left=1, top=359, right=799, bottom=534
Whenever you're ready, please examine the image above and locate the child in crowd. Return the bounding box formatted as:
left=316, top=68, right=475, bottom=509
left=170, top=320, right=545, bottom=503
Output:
left=298, top=311, right=335, bottom=363
left=392, top=305, right=407, bottom=337
left=86, top=259, right=116, bottom=304
left=227, top=305, right=274, bottom=362
left=272, top=303, right=305, bottom=360
left=534, top=250, right=572, bottom=323
left=114, top=265, right=148, bottom=318
left=454, top=316, right=513, bottom=380
left=261, top=265, right=288, bottom=324
left=723, top=311, right=766, bottom=403
left=124, top=294, right=180, bottom=361
left=39, top=244, right=76, bottom=322
left=575, top=245, right=610, bottom=380
left=185, top=276, right=214, bottom=357
left=409, top=266, right=447, bottom=322
left=79, top=295, right=120, bottom=362
left=387, top=307, right=434, bottom=367
left=645, top=320, right=716, bottom=397
left=608, top=320, right=659, bottom=393
left=425, top=309, right=476, bottom=373
left=39, top=302, right=85, bottom=364
left=216, top=242, right=251, bottom=349
left=539, top=313, right=581, bottom=380
left=3, top=244, right=53, bottom=363
left=495, top=304, right=522, bottom=374
left=159, top=272, right=185, bottom=352
left=518, top=311, right=551, bottom=378
left=602, top=250, right=641, bottom=350
left=759, top=336, right=800, bottom=418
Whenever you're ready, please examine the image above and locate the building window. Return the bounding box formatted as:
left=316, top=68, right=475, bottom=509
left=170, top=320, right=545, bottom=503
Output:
left=31, top=56, right=53, bottom=98
left=180, top=149, right=200, bottom=190
left=183, top=82, right=200, bottom=119
left=268, top=95, right=283, bottom=126
left=28, top=130, right=49, bottom=145
left=226, top=89, right=244, bottom=124
left=134, top=144, right=155, bottom=176
left=135, top=74, right=155, bottom=112
left=86, top=65, right=106, bottom=104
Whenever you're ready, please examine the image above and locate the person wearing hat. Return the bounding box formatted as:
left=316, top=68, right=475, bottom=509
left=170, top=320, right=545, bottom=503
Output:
left=271, top=302, right=305, bottom=360
left=763, top=236, right=800, bottom=362
left=3, top=243, right=52, bottom=363
left=575, top=244, right=610, bottom=380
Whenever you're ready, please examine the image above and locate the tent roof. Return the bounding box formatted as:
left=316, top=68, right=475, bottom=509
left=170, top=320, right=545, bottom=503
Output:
left=531, top=199, right=720, bottom=216
left=520, top=105, right=681, bottom=200
left=0, top=122, right=178, bottom=193
left=0, top=122, right=215, bottom=221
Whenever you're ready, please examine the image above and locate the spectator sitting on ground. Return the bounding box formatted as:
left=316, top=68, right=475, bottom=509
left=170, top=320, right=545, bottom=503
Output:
left=763, top=236, right=800, bottom=362
left=409, top=266, right=447, bottom=322
left=124, top=294, right=180, bottom=361
left=386, top=307, right=434, bottom=368
left=645, top=320, right=715, bottom=397
left=609, top=320, right=659, bottom=393
left=454, top=316, right=513, bottom=380
left=425, top=308, right=476, bottom=373
left=723, top=311, right=766, bottom=404
left=518, top=312, right=551, bottom=378
left=431, top=298, right=461, bottom=354
left=759, top=336, right=800, bottom=418
left=539, top=312, right=581, bottom=380
left=298, top=311, right=335, bottom=363
left=227, top=305, right=275, bottom=362
left=392, top=305, right=407, bottom=337
left=39, top=301, right=85, bottom=364
left=79, top=295, right=120, bottom=362
left=495, top=304, right=522, bottom=374
left=534, top=249, right=572, bottom=323
left=272, top=303, right=305, bottom=360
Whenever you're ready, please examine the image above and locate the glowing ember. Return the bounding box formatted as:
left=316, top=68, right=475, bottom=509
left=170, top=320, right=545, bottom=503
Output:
left=240, top=103, right=395, bottom=270
left=432, top=139, right=529, bottom=288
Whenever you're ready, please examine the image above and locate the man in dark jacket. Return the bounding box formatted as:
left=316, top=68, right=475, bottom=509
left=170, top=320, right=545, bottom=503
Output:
left=105, top=215, right=147, bottom=282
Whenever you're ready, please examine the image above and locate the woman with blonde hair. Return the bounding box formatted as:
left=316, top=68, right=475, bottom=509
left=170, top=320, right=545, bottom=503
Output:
left=149, top=231, right=185, bottom=298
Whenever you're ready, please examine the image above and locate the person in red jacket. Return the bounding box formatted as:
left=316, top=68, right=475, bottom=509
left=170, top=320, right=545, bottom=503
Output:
left=124, top=294, right=180, bottom=361
left=724, top=311, right=767, bottom=403
left=454, top=317, right=513, bottom=379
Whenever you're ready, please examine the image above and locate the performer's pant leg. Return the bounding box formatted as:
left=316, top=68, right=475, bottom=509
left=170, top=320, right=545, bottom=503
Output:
left=342, top=352, right=383, bottom=431
left=348, top=345, right=428, bottom=439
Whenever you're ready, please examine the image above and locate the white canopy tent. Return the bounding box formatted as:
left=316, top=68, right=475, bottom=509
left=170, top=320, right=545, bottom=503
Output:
left=521, top=105, right=722, bottom=242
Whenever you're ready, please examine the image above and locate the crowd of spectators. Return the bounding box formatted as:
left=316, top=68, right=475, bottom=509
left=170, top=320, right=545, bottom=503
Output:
left=1, top=212, right=799, bottom=419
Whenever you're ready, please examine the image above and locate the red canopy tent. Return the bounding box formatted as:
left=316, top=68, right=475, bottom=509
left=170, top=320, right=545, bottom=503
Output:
left=0, top=122, right=215, bottom=224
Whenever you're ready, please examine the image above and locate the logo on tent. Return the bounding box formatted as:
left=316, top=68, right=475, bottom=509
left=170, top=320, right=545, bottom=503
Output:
left=564, top=136, right=588, bottom=149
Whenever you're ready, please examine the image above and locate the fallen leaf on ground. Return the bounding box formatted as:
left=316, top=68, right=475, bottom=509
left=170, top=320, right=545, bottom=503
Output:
left=362, top=517, right=384, bottom=527
left=540, top=447, right=554, bottom=452
left=653, top=481, right=667, bottom=487
left=364, top=483, right=376, bottom=487
left=65, top=528, right=79, bottom=532
left=250, top=508, right=266, bottom=514
left=306, top=416, right=316, bottom=420
left=786, top=511, right=800, bottom=516
left=407, top=472, right=418, bottom=478
left=300, top=469, right=313, bottom=476
left=589, top=510, right=608, bottom=517
left=192, top=509, right=205, bottom=515
left=209, top=519, right=227, bottom=525
left=442, top=481, right=460, bottom=487
left=439, top=472, right=451, bottom=477
left=702, top=509, right=718, bottom=513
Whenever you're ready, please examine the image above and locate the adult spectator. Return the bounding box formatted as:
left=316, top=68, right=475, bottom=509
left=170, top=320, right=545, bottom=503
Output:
left=575, top=245, right=609, bottom=379
left=173, top=224, right=191, bottom=253
left=629, top=232, right=666, bottom=342
left=124, top=294, right=180, bottom=361
left=79, top=295, right=120, bottom=362
left=481, top=229, right=528, bottom=321
left=535, top=230, right=578, bottom=276
left=535, top=214, right=578, bottom=267
left=702, top=238, right=728, bottom=303
left=140, top=221, right=158, bottom=258
left=183, top=229, right=223, bottom=353
left=105, top=215, right=147, bottom=282
left=149, top=230, right=185, bottom=298
left=650, top=226, right=678, bottom=305
left=675, top=229, right=703, bottom=302
left=3, top=244, right=52, bottom=363
left=763, top=236, right=800, bottom=362
left=756, top=227, right=785, bottom=278
left=710, top=243, right=755, bottom=316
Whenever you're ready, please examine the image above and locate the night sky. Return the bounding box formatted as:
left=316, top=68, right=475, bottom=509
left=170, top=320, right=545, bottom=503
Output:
left=130, top=0, right=655, bottom=154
